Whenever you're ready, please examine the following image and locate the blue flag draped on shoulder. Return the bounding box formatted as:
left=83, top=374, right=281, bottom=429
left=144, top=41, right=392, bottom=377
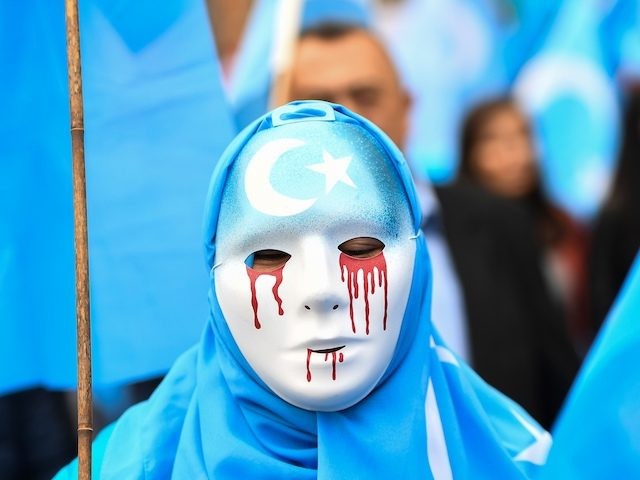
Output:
left=540, top=252, right=640, bottom=478
left=0, top=0, right=235, bottom=393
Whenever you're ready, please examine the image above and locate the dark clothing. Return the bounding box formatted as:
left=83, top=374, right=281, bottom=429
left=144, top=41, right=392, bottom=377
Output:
left=518, top=193, right=591, bottom=354
left=545, top=208, right=590, bottom=351
left=435, top=182, right=579, bottom=429
left=589, top=206, right=640, bottom=330
left=0, top=388, right=75, bottom=480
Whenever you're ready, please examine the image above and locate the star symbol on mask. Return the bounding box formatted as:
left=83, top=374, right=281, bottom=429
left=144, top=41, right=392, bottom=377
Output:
left=306, top=150, right=356, bottom=193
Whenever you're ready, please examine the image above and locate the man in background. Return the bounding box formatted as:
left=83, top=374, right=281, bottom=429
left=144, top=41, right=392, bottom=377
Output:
left=287, top=23, right=579, bottom=428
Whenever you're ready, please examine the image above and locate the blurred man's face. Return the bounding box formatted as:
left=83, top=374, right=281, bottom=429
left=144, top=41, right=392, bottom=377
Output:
left=290, top=30, right=410, bottom=149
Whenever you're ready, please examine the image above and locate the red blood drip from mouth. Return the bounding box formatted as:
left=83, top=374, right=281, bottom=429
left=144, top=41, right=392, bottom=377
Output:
left=307, top=349, right=346, bottom=382
left=339, top=252, right=388, bottom=334
left=246, top=265, right=285, bottom=329
left=331, top=352, right=337, bottom=380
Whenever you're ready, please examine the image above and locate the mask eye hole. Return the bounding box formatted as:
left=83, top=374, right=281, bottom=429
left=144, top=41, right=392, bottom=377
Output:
left=245, top=249, right=291, bottom=272
left=338, top=237, right=385, bottom=259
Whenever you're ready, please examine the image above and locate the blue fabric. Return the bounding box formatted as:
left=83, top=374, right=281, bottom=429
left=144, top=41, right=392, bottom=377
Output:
left=0, top=0, right=235, bottom=392
left=380, top=0, right=630, bottom=217
left=0, top=0, right=76, bottom=394
left=377, top=0, right=509, bottom=183
left=501, top=1, right=564, bottom=83
left=513, top=0, right=622, bottom=220
left=539, top=252, right=640, bottom=478
left=614, top=0, right=640, bottom=78
left=56, top=101, right=549, bottom=478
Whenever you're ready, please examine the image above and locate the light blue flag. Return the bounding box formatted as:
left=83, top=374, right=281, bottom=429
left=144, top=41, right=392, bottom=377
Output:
left=513, top=0, right=621, bottom=221
left=0, top=0, right=76, bottom=393
left=0, top=0, right=235, bottom=393
left=603, top=0, right=640, bottom=80
left=375, top=0, right=509, bottom=182
left=539, top=252, right=640, bottom=477
left=501, top=0, right=565, bottom=82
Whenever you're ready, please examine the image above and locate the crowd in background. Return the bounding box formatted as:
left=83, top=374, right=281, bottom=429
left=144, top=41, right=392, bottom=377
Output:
left=2, top=0, right=639, bottom=478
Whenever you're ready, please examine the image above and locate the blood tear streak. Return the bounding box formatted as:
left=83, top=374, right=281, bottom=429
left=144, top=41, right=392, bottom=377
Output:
left=306, top=349, right=345, bottom=382
left=246, top=266, right=284, bottom=329
left=339, top=252, right=388, bottom=334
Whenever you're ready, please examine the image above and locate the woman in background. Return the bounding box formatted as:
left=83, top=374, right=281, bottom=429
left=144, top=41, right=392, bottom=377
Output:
left=458, top=97, right=589, bottom=352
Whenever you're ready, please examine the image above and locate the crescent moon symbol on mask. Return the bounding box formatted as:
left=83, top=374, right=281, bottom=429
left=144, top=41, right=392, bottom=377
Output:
left=244, top=138, right=318, bottom=217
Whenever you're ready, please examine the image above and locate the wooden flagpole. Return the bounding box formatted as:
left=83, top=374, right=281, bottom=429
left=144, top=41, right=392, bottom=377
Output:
left=64, top=0, right=93, bottom=479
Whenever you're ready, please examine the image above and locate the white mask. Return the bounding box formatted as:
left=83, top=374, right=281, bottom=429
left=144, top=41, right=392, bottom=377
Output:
left=214, top=120, right=415, bottom=411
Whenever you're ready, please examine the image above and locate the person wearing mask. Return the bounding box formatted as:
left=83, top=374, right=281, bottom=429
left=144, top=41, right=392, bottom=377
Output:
left=55, top=100, right=550, bottom=478
left=288, top=23, right=578, bottom=428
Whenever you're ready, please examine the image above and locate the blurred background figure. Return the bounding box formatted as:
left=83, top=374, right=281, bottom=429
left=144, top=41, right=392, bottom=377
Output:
left=288, top=21, right=578, bottom=428
left=457, top=98, right=590, bottom=353
left=589, top=85, right=640, bottom=332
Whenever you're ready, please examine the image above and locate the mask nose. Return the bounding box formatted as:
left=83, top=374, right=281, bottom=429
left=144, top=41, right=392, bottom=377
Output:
left=299, top=236, right=346, bottom=314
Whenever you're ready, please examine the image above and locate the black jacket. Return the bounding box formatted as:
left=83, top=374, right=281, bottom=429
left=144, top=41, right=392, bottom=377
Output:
left=435, top=181, right=579, bottom=429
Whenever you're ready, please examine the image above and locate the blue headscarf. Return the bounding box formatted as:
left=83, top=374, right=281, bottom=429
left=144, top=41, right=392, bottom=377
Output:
left=56, top=101, right=549, bottom=479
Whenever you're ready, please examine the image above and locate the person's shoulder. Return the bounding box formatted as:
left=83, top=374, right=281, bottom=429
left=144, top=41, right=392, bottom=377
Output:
left=435, top=180, right=532, bottom=232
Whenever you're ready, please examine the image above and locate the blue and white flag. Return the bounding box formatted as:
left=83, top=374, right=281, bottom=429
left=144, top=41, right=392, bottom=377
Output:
left=501, top=1, right=565, bottom=82
left=0, top=0, right=235, bottom=393
left=540, top=252, right=640, bottom=477
left=374, top=0, right=509, bottom=183
left=514, top=0, right=621, bottom=220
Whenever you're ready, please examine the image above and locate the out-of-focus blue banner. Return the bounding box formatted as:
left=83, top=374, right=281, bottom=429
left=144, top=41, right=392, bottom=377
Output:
left=540, top=252, right=640, bottom=477
left=514, top=0, right=623, bottom=221
left=375, top=0, right=639, bottom=219
left=376, top=0, right=509, bottom=183
left=0, top=0, right=236, bottom=393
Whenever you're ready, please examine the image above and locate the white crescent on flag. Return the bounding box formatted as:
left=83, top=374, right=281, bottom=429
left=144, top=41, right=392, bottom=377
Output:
left=244, top=138, right=318, bottom=216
